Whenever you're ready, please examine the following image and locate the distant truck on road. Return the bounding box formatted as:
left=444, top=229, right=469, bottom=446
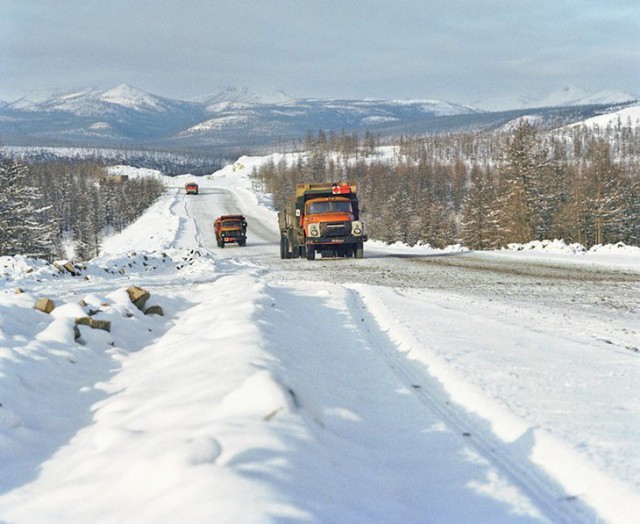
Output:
left=278, top=182, right=367, bottom=260
left=214, top=214, right=247, bottom=248
left=185, top=182, right=199, bottom=195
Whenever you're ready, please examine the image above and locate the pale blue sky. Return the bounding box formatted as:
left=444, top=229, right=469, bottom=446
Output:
left=2, top=0, right=638, bottom=107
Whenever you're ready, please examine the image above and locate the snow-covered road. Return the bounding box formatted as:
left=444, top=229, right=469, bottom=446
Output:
left=1, top=158, right=639, bottom=523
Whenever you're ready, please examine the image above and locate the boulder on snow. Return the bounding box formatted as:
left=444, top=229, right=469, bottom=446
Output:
left=144, top=305, right=164, bottom=316
left=126, top=286, right=150, bottom=310
left=75, top=317, right=112, bottom=332
left=34, top=297, right=55, bottom=314
left=54, top=261, right=79, bottom=276
left=75, top=316, right=91, bottom=327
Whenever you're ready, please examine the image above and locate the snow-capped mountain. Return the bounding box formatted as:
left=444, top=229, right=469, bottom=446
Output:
left=0, top=85, right=206, bottom=143
left=199, top=86, right=297, bottom=111
left=0, top=84, right=480, bottom=147
left=177, top=93, right=481, bottom=147
left=0, top=84, right=636, bottom=149
left=9, top=84, right=200, bottom=117
left=536, top=86, right=637, bottom=108
left=476, top=86, right=637, bottom=111
left=99, top=84, right=174, bottom=111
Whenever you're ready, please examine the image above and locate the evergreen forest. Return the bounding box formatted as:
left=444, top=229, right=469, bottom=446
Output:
left=253, top=119, right=640, bottom=249
left=0, top=159, right=164, bottom=260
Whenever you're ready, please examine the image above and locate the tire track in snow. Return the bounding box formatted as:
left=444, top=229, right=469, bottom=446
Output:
left=260, top=281, right=549, bottom=522
left=343, top=283, right=598, bottom=524
left=170, top=189, right=202, bottom=249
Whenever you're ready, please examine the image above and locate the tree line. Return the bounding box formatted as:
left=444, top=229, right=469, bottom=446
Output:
left=2, top=144, right=227, bottom=176
left=253, top=119, right=640, bottom=249
left=0, top=159, right=164, bottom=260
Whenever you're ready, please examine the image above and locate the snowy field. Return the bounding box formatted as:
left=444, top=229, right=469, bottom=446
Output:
left=1, top=155, right=639, bottom=523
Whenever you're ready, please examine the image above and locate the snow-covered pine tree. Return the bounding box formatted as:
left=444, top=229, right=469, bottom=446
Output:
left=580, top=138, right=629, bottom=245
left=493, top=120, right=552, bottom=244
left=459, top=165, right=497, bottom=249
left=0, top=159, right=58, bottom=259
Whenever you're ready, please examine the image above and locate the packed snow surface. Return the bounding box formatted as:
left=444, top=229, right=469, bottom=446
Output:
left=1, top=155, right=639, bottom=523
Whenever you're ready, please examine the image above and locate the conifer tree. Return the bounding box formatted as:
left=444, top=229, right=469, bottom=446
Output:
left=460, top=165, right=497, bottom=249
left=580, top=139, right=628, bottom=245
left=493, top=120, right=551, bottom=244
left=0, top=160, right=58, bottom=258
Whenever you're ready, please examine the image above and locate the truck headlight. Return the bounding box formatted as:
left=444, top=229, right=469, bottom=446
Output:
left=351, top=221, right=363, bottom=236
left=308, top=224, right=320, bottom=237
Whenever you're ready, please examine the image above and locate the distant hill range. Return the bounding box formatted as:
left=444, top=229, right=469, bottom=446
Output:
left=1, top=84, right=637, bottom=152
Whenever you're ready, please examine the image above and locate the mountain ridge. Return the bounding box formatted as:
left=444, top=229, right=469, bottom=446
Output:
left=1, top=84, right=637, bottom=150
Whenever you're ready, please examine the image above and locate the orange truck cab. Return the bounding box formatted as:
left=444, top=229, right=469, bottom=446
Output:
left=185, top=182, right=199, bottom=195
left=214, top=214, right=247, bottom=248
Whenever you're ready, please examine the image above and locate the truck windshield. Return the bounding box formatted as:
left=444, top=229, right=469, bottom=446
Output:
left=307, top=201, right=352, bottom=214
left=223, top=221, right=243, bottom=228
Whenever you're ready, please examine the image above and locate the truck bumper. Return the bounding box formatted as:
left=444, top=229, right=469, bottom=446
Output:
left=306, top=235, right=367, bottom=246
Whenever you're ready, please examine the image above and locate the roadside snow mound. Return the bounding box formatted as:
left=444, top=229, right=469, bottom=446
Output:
left=368, top=240, right=468, bottom=254
left=506, top=239, right=587, bottom=254
left=0, top=255, right=62, bottom=282
left=506, top=239, right=640, bottom=257
left=589, top=242, right=640, bottom=255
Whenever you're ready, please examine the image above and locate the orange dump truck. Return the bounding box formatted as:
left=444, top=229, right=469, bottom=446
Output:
left=185, top=182, right=199, bottom=195
left=214, top=214, right=247, bottom=248
left=278, top=182, right=367, bottom=260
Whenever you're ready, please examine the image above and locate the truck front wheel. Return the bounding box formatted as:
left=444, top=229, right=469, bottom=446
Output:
left=306, top=245, right=315, bottom=261
left=354, top=243, right=364, bottom=259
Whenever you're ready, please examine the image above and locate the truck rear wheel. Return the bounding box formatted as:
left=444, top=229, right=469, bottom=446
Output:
left=283, top=237, right=294, bottom=258
left=280, top=236, right=287, bottom=259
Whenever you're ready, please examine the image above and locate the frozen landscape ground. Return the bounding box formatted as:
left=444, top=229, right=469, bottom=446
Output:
left=1, top=156, right=639, bottom=523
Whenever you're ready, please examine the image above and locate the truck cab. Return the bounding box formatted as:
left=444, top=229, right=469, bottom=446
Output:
left=214, top=214, right=247, bottom=248
left=302, top=196, right=358, bottom=241
left=185, top=182, right=199, bottom=195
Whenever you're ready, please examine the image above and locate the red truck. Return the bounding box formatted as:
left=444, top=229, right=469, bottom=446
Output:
left=214, top=214, right=247, bottom=248
left=185, top=182, right=199, bottom=195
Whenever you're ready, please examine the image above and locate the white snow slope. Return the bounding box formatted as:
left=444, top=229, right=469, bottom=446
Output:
left=1, top=157, right=639, bottom=524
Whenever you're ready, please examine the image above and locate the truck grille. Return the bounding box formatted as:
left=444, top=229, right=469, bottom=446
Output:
left=321, top=221, right=350, bottom=237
